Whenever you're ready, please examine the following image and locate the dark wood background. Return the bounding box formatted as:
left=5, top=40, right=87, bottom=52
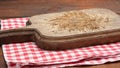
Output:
left=0, top=0, right=120, bottom=18
left=0, top=0, right=120, bottom=68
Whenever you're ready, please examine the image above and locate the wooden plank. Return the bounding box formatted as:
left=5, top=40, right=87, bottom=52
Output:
left=0, top=0, right=120, bottom=68
left=0, top=0, right=119, bottom=18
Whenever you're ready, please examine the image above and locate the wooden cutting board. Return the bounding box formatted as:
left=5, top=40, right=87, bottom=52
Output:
left=1, top=19, right=120, bottom=51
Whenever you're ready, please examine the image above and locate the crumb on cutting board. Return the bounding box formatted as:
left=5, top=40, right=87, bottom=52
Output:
left=50, top=11, right=109, bottom=32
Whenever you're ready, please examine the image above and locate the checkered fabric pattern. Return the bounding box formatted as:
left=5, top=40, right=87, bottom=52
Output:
left=1, top=18, right=120, bottom=68
left=1, top=18, right=28, bottom=30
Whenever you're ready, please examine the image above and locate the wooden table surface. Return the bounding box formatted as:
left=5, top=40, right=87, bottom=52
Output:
left=0, top=0, right=120, bottom=68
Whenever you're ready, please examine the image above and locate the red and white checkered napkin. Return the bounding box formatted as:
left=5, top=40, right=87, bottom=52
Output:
left=1, top=18, right=120, bottom=68
left=1, top=18, right=28, bottom=30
